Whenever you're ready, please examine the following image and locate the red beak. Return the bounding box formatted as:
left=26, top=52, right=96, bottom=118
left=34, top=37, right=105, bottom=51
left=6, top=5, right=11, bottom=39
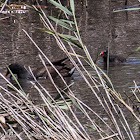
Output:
left=100, top=51, right=104, bottom=56
left=5, top=72, right=8, bottom=77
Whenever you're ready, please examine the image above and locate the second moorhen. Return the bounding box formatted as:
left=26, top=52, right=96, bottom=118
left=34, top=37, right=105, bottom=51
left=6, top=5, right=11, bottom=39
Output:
left=100, top=50, right=126, bottom=64
left=5, top=57, right=75, bottom=79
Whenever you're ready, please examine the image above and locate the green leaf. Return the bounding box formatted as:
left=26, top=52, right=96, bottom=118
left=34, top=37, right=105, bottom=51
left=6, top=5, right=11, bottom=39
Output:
left=54, top=82, right=74, bottom=101
left=52, top=99, right=72, bottom=110
left=127, top=46, right=140, bottom=57
left=113, top=7, right=140, bottom=12
left=7, top=67, right=25, bottom=93
left=6, top=67, right=26, bottom=96
left=40, top=28, right=55, bottom=35
left=86, top=125, right=96, bottom=130
left=70, top=96, right=81, bottom=110
left=48, top=0, right=72, bottom=15
left=135, top=46, right=140, bottom=51
left=70, top=0, right=75, bottom=14
left=62, top=37, right=82, bottom=49
left=48, top=16, right=76, bottom=31
left=60, top=19, right=74, bottom=24
left=59, top=34, right=78, bottom=40
left=40, top=28, right=82, bottom=48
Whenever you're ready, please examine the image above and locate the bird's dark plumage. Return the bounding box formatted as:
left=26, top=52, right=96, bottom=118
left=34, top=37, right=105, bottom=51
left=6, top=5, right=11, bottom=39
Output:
left=100, top=50, right=126, bottom=64
left=5, top=57, right=75, bottom=79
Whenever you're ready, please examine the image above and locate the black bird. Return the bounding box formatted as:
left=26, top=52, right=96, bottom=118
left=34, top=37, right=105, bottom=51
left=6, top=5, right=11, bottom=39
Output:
left=100, top=50, right=126, bottom=64
left=5, top=57, right=75, bottom=79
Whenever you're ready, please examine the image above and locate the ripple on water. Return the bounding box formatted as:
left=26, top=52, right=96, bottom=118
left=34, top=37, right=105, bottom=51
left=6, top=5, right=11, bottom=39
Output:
left=126, top=57, right=140, bottom=64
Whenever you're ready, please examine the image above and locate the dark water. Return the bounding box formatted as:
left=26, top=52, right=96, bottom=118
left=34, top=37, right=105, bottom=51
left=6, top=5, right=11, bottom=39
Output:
left=0, top=0, right=140, bottom=139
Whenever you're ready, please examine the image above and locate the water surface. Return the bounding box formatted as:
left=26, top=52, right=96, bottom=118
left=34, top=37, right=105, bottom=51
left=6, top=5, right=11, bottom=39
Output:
left=0, top=0, right=140, bottom=139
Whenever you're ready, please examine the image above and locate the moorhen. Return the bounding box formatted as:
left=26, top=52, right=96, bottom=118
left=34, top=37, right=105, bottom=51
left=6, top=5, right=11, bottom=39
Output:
left=100, top=50, right=126, bottom=64
left=5, top=57, right=75, bottom=79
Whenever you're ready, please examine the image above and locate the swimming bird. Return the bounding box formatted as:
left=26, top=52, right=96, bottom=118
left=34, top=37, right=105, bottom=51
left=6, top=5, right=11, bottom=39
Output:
left=100, top=50, right=126, bottom=64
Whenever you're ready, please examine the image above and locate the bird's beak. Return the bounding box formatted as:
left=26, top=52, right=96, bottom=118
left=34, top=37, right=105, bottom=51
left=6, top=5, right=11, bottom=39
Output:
left=5, top=71, right=8, bottom=77
left=100, top=52, right=104, bottom=56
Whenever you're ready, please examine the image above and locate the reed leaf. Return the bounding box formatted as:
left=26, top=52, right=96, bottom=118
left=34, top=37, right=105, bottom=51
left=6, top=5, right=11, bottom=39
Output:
left=7, top=67, right=25, bottom=94
left=62, top=37, right=82, bottom=49
left=113, top=7, right=140, bottom=12
left=70, top=96, right=81, bottom=110
left=40, top=28, right=82, bottom=48
left=48, top=16, right=76, bottom=31
left=52, top=99, right=72, bottom=110
left=40, top=28, right=54, bottom=35
left=135, top=46, right=140, bottom=51
left=127, top=45, right=140, bottom=57
left=48, top=0, right=72, bottom=15
left=70, top=0, right=75, bottom=14
left=58, top=34, right=78, bottom=40
left=60, top=19, right=74, bottom=24
left=54, top=82, right=74, bottom=100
